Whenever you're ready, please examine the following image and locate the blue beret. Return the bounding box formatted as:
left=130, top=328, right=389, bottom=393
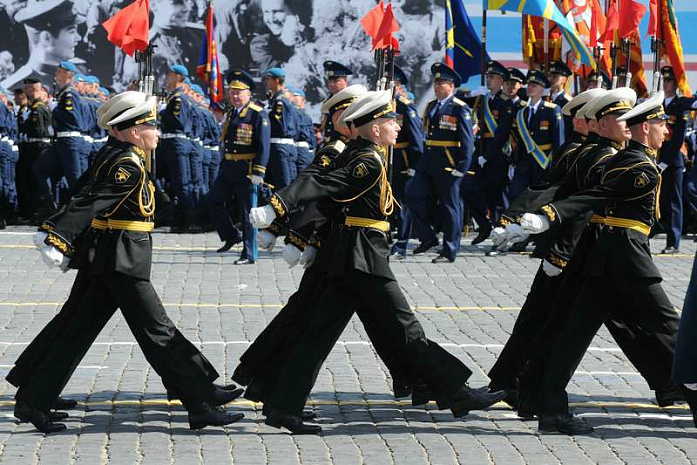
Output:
left=266, top=67, right=286, bottom=78
left=74, top=74, right=87, bottom=82
left=406, top=91, right=415, bottom=101
left=431, top=63, right=462, bottom=87
left=190, top=84, right=204, bottom=95
left=393, top=65, right=408, bottom=86
left=226, top=69, right=255, bottom=90
left=58, top=61, right=78, bottom=73
left=170, top=65, right=189, bottom=77
left=183, top=77, right=191, bottom=85
left=323, top=61, right=353, bottom=78
left=98, top=86, right=110, bottom=95
left=292, top=88, right=306, bottom=98
left=85, top=75, right=100, bottom=85
left=526, top=70, right=550, bottom=88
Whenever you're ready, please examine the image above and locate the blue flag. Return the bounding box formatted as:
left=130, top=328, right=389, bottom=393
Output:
left=446, top=0, right=489, bottom=82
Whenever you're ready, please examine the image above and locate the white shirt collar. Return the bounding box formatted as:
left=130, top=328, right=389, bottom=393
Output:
left=527, top=98, right=543, bottom=112
left=437, top=94, right=454, bottom=106
left=665, top=95, right=676, bottom=106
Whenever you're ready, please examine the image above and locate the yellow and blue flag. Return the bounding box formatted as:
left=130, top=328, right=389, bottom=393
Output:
left=485, top=0, right=595, bottom=69
left=446, top=0, right=488, bottom=81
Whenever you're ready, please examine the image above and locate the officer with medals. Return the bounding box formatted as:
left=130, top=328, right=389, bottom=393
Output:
left=17, top=78, right=51, bottom=221
left=321, top=60, right=353, bottom=144
left=14, top=92, right=245, bottom=434
left=209, top=70, right=270, bottom=264
left=159, top=65, right=195, bottom=231
left=509, top=70, right=564, bottom=201
left=249, top=89, right=504, bottom=434
left=33, top=61, right=86, bottom=219
left=547, top=61, right=574, bottom=141
left=389, top=65, right=424, bottom=259
left=264, top=68, right=299, bottom=189
left=406, top=63, right=475, bottom=263
left=520, top=92, right=681, bottom=435
left=472, top=60, right=515, bottom=235
left=657, top=66, right=697, bottom=254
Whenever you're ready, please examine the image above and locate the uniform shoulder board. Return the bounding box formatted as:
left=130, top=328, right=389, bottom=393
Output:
left=500, top=92, right=510, bottom=101
left=398, top=95, right=412, bottom=105
left=452, top=97, right=466, bottom=107
left=543, top=101, right=557, bottom=109
left=248, top=102, right=263, bottom=112
left=519, top=100, right=528, bottom=107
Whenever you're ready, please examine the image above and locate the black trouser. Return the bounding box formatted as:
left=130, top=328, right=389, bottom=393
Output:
left=16, top=143, right=46, bottom=219
left=266, top=270, right=472, bottom=417
left=237, top=266, right=412, bottom=401
left=17, top=272, right=219, bottom=412
left=539, top=277, right=679, bottom=415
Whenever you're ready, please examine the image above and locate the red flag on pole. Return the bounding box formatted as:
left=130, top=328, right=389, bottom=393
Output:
left=360, top=0, right=385, bottom=41
left=600, top=0, right=619, bottom=43
left=373, top=3, right=400, bottom=51
left=618, top=0, right=647, bottom=39
left=646, top=0, right=658, bottom=38
left=102, top=0, right=150, bottom=56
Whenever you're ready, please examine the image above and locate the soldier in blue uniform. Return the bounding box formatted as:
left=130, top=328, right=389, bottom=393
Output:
left=33, top=61, right=87, bottom=219
left=504, top=67, right=527, bottom=104
left=291, top=88, right=316, bottom=173
left=547, top=61, right=573, bottom=141
left=509, top=70, right=564, bottom=201
left=263, top=68, right=298, bottom=189
left=405, top=63, right=475, bottom=263
left=0, top=88, right=17, bottom=228
left=321, top=61, right=352, bottom=144
left=657, top=66, right=697, bottom=254
left=187, top=84, right=207, bottom=219
left=159, top=65, right=195, bottom=231
left=390, top=65, right=424, bottom=259
left=209, top=70, right=270, bottom=264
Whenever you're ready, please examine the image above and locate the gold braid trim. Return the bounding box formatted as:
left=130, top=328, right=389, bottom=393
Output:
left=286, top=232, right=307, bottom=251
left=546, top=250, right=568, bottom=269
left=46, top=232, right=72, bottom=256
left=269, top=194, right=287, bottom=217
left=541, top=204, right=557, bottom=223
left=309, top=235, right=322, bottom=250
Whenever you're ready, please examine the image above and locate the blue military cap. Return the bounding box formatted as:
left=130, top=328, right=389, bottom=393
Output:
left=661, top=65, right=675, bottom=81
left=183, top=77, right=191, bottom=85
left=526, top=69, right=550, bottom=88
left=292, top=88, right=306, bottom=98
left=431, top=63, right=461, bottom=87
left=393, top=65, right=408, bottom=86
left=486, top=60, right=507, bottom=77
left=226, top=69, right=255, bottom=90
left=548, top=60, right=572, bottom=77
left=190, top=84, right=204, bottom=95
left=406, top=91, right=415, bottom=101
left=85, top=75, right=100, bottom=84
left=58, top=61, right=78, bottom=73
left=74, top=74, right=87, bottom=82
left=98, top=86, right=110, bottom=96
left=266, top=67, right=286, bottom=78
left=0, top=86, right=10, bottom=99
left=169, top=64, right=189, bottom=77
left=323, top=61, right=353, bottom=78
left=505, top=67, right=526, bottom=84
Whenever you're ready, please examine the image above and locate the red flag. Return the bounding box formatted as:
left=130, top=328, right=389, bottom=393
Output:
left=600, top=0, right=619, bottom=43
left=589, top=0, right=603, bottom=47
left=360, top=0, right=384, bottom=41
left=102, top=0, right=150, bottom=56
left=373, top=3, right=400, bottom=50
left=646, top=0, right=658, bottom=38
left=618, top=0, right=647, bottom=39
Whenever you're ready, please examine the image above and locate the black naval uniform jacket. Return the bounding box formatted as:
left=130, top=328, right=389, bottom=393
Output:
left=268, top=138, right=394, bottom=280
left=540, top=140, right=661, bottom=279
left=40, top=140, right=155, bottom=280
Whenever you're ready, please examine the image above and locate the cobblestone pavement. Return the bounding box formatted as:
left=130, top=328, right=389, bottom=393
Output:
left=0, top=227, right=694, bottom=464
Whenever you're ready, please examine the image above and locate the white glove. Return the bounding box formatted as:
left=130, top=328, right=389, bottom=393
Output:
left=40, top=246, right=65, bottom=269
left=257, top=230, right=277, bottom=251
left=470, top=85, right=487, bottom=97
left=249, top=205, right=277, bottom=229
left=658, top=162, right=668, bottom=172
left=489, top=227, right=508, bottom=248
left=282, top=243, right=302, bottom=267
left=407, top=168, right=416, bottom=177
left=542, top=259, right=563, bottom=277
left=478, top=156, right=487, bottom=168
left=520, top=213, right=551, bottom=234
left=506, top=224, right=530, bottom=244
left=33, top=231, right=48, bottom=249
left=299, top=245, right=317, bottom=269
left=451, top=169, right=465, bottom=178
left=250, top=174, right=264, bottom=186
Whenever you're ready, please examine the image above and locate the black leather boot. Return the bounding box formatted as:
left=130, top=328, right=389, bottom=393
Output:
left=14, top=401, right=67, bottom=434
left=265, top=409, right=321, bottom=435
left=188, top=404, right=244, bottom=430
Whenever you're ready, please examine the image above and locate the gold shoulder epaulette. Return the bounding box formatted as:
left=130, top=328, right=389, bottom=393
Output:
left=453, top=97, right=466, bottom=107
left=520, top=100, right=528, bottom=107
left=543, top=101, right=558, bottom=109
left=248, top=103, right=263, bottom=112
left=398, top=95, right=412, bottom=105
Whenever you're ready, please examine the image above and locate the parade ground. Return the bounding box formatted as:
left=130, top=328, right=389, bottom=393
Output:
left=0, top=228, right=694, bottom=464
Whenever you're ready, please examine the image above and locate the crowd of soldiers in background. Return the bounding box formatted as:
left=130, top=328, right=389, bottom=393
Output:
left=0, top=57, right=695, bottom=261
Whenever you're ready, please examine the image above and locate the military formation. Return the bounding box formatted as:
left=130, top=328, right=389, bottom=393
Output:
left=3, top=54, right=697, bottom=439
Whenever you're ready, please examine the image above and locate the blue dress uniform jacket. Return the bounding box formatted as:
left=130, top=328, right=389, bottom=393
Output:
left=208, top=101, right=270, bottom=260
left=0, top=102, right=18, bottom=215
left=295, top=108, right=316, bottom=172
left=267, top=91, right=299, bottom=188
left=391, top=95, right=424, bottom=255
left=509, top=100, right=564, bottom=200
left=551, top=91, right=573, bottom=141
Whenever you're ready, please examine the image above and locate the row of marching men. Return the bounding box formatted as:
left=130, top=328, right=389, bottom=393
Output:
left=0, top=61, right=114, bottom=227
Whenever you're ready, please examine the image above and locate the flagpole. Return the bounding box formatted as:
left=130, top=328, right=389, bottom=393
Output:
left=479, top=6, right=487, bottom=166
left=651, top=0, right=662, bottom=94
left=543, top=18, right=549, bottom=72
